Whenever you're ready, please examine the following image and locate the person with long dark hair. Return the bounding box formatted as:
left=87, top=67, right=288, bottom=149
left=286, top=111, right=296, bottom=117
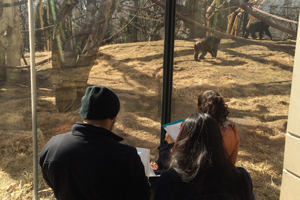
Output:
left=154, top=113, right=253, bottom=200
left=197, top=90, right=240, bottom=164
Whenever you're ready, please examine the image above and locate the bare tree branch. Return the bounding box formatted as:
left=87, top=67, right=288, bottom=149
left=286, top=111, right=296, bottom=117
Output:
left=240, top=4, right=297, bottom=36
left=73, top=14, right=86, bottom=20
left=121, top=3, right=156, bottom=11
left=0, top=57, right=52, bottom=69
left=128, top=13, right=163, bottom=23
left=151, top=0, right=295, bottom=50
left=251, top=6, right=298, bottom=25
left=21, top=25, right=54, bottom=33
left=88, top=0, right=151, bottom=50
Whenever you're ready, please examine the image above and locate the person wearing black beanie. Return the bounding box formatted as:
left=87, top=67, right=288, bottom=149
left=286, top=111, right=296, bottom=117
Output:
left=80, top=86, right=120, bottom=120
left=39, top=86, right=151, bottom=200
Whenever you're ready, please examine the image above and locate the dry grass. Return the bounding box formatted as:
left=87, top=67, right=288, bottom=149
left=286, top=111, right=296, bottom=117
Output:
left=0, top=38, right=295, bottom=199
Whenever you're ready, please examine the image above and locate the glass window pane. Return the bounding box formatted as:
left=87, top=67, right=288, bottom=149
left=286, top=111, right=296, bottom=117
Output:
left=1, top=0, right=166, bottom=198
left=0, top=0, right=34, bottom=198
left=0, top=0, right=298, bottom=199
left=172, top=1, right=296, bottom=199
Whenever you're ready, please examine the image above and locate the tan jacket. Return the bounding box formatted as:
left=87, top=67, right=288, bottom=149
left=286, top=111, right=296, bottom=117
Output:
left=221, top=123, right=240, bottom=164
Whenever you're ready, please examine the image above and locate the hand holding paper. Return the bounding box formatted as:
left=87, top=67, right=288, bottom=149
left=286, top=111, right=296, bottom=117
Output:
left=150, top=161, right=158, bottom=170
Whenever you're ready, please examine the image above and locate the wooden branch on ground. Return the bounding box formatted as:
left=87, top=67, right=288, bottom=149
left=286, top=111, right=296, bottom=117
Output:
left=0, top=57, right=52, bottom=69
left=151, top=0, right=295, bottom=50
left=241, top=4, right=297, bottom=36
left=251, top=6, right=298, bottom=24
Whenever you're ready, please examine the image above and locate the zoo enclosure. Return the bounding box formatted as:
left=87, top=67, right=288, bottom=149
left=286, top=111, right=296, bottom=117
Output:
left=0, top=0, right=298, bottom=199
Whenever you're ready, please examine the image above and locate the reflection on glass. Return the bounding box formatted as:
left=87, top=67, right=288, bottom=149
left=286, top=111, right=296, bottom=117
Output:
left=0, top=0, right=298, bottom=199
left=2, top=0, right=167, bottom=198
left=172, top=1, right=297, bottom=200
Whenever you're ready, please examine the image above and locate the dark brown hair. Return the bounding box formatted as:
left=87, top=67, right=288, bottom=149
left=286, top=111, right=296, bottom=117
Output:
left=169, top=113, right=251, bottom=200
left=197, top=90, right=229, bottom=127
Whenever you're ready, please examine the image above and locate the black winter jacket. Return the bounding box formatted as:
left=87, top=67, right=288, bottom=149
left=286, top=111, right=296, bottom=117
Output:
left=39, top=122, right=151, bottom=200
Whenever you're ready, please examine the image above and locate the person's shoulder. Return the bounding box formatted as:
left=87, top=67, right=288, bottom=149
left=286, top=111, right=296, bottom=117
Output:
left=237, top=167, right=252, bottom=180
left=41, top=132, right=72, bottom=151
left=158, top=142, right=174, bottom=150
left=226, top=122, right=236, bottom=130
left=113, top=144, right=144, bottom=166
left=154, top=170, right=176, bottom=200
left=40, top=132, right=72, bottom=160
left=156, top=170, right=175, bottom=190
left=115, top=141, right=135, bottom=150
left=224, top=123, right=239, bottom=135
left=159, top=170, right=174, bottom=182
left=44, top=132, right=71, bottom=144
left=236, top=167, right=254, bottom=196
left=113, top=142, right=139, bottom=157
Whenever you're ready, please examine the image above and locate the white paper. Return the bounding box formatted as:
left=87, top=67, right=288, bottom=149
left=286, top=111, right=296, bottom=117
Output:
left=136, top=147, right=160, bottom=177
left=162, top=119, right=184, bottom=142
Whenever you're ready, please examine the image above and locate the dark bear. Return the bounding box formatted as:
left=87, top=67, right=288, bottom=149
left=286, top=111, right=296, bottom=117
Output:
left=194, top=36, right=221, bottom=61
left=244, top=21, right=272, bottom=40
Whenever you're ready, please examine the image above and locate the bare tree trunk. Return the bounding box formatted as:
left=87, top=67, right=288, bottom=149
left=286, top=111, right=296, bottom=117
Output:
left=51, top=0, right=116, bottom=112
left=50, top=0, right=80, bottom=112
left=0, top=0, right=23, bottom=81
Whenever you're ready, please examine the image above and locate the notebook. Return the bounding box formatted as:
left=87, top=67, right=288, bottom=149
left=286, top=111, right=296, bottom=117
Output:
left=136, top=147, right=159, bottom=178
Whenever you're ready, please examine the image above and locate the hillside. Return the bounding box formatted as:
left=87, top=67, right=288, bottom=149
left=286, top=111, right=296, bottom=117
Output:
left=0, top=38, right=295, bottom=199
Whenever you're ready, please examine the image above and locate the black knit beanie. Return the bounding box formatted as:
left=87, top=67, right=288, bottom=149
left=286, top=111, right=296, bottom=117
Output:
left=80, top=86, right=120, bottom=119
